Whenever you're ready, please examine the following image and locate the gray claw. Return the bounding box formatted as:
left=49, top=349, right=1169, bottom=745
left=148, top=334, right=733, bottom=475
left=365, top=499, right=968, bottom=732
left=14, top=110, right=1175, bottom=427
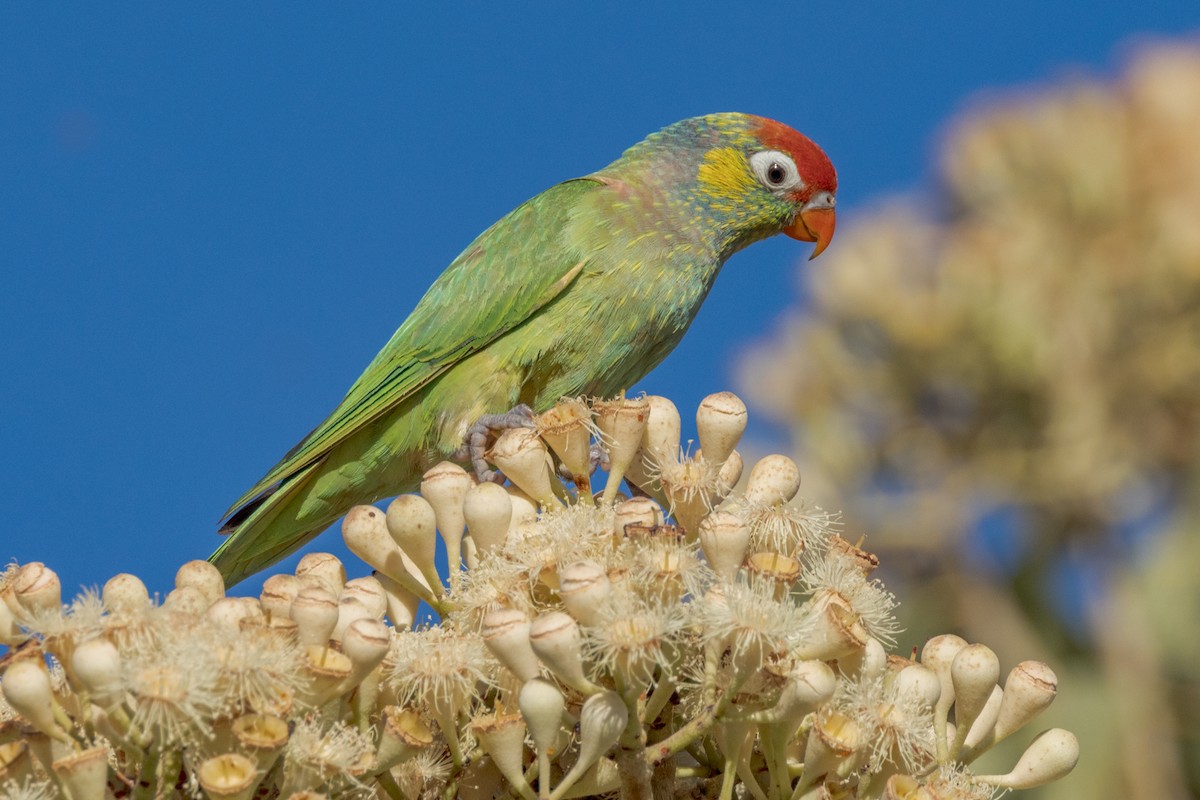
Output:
left=461, top=404, right=538, bottom=485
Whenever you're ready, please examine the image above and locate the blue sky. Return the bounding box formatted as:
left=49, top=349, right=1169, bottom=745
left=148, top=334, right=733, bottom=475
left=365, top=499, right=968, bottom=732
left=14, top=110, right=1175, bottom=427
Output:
left=2, top=4, right=1194, bottom=600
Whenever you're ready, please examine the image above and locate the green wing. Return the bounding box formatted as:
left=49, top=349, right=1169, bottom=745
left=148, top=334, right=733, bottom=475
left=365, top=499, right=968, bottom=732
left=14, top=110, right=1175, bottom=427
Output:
left=222, top=177, right=600, bottom=520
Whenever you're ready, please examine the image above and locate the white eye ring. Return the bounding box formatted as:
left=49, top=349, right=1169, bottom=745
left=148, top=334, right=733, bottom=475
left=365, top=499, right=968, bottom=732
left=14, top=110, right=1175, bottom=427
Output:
left=750, top=150, right=804, bottom=193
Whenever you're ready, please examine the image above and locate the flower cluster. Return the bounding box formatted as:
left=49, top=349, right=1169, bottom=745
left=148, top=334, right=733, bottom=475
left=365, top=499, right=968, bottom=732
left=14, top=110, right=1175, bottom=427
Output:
left=0, top=393, right=1077, bottom=799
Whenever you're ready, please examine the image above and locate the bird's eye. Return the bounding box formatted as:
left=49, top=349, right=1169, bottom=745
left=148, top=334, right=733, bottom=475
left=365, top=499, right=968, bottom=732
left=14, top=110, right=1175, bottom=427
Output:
left=749, top=150, right=803, bottom=193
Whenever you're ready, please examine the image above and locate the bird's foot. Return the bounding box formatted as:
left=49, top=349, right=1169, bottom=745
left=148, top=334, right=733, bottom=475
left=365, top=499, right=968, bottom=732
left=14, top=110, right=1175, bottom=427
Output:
left=456, top=404, right=537, bottom=484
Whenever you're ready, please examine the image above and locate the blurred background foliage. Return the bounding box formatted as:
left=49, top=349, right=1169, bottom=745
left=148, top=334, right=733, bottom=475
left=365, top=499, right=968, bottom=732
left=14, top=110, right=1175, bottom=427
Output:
left=739, top=41, right=1200, bottom=800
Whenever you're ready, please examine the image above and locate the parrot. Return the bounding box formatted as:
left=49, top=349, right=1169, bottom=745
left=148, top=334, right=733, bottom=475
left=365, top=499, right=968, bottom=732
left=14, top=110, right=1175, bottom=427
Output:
left=212, top=112, right=836, bottom=586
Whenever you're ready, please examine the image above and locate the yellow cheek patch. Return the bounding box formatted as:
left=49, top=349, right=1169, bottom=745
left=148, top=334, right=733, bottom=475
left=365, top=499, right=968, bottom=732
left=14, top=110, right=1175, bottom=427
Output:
left=697, top=147, right=756, bottom=208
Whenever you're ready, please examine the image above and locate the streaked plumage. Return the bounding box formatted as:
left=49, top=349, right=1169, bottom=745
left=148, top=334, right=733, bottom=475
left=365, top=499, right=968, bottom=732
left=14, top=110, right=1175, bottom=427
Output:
left=212, top=113, right=837, bottom=585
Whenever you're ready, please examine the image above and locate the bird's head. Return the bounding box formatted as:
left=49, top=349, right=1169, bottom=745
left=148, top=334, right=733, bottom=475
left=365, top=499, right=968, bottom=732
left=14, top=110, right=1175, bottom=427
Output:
left=612, top=113, right=838, bottom=259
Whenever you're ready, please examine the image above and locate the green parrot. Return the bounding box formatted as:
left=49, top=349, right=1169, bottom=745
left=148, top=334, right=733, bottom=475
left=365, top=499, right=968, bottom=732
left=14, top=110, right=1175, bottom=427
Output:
left=212, top=112, right=837, bottom=586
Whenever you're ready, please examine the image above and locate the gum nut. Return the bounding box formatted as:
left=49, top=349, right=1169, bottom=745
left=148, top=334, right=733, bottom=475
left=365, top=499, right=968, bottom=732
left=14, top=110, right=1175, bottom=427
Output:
left=386, top=494, right=439, bottom=565
left=696, top=392, right=747, bottom=466
left=174, top=560, right=226, bottom=605
left=993, top=661, right=1058, bottom=742
left=102, top=573, right=150, bottom=615
left=260, top=576, right=301, bottom=622
left=341, top=577, right=389, bottom=619
left=295, top=552, right=346, bottom=596
left=13, top=562, right=61, bottom=617
left=742, top=455, right=801, bottom=506
left=463, top=482, right=513, bottom=556
left=641, top=395, right=681, bottom=459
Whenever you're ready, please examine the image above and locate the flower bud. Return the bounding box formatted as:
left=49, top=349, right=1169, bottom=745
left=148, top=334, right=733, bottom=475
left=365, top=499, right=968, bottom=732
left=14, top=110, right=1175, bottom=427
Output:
left=696, top=510, right=748, bottom=578
left=207, top=597, right=263, bottom=631
left=895, top=663, right=941, bottom=708
left=742, top=455, right=801, bottom=506
left=340, top=617, right=390, bottom=689
left=340, top=576, right=388, bottom=620
left=696, top=391, right=747, bottom=468
left=290, top=585, right=339, bottom=647
left=373, top=571, right=421, bottom=631
left=558, top=560, right=610, bottom=626
left=386, top=493, right=440, bottom=578
left=331, top=597, right=373, bottom=644
left=519, top=677, right=565, bottom=791
left=976, top=728, right=1079, bottom=789
left=341, top=505, right=433, bottom=602
left=163, top=585, right=210, bottom=616
left=295, top=552, right=346, bottom=598
left=950, top=643, right=1000, bottom=755
left=175, top=560, right=225, bottom=606
left=529, top=611, right=597, bottom=694
left=482, top=607, right=541, bottom=683
left=102, top=573, right=150, bottom=615
left=595, top=395, right=650, bottom=503
left=13, top=563, right=61, bottom=619
left=1, top=659, right=68, bottom=742
left=260, top=573, right=301, bottom=620
left=554, top=690, right=627, bottom=798
left=489, top=427, right=564, bottom=508
left=71, top=637, right=123, bottom=707
left=420, top=461, right=474, bottom=578
left=463, top=482, right=513, bottom=557
left=992, top=661, right=1057, bottom=743
left=197, top=753, right=261, bottom=800
left=613, top=497, right=664, bottom=539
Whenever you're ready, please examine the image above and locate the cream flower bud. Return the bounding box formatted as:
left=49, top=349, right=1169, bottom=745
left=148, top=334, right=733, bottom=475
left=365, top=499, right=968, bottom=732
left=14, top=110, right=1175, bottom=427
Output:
left=102, top=572, right=150, bottom=615
left=537, top=398, right=595, bottom=497
left=490, top=427, right=564, bottom=508
left=975, top=728, right=1079, bottom=789
left=595, top=395, right=650, bottom=503
left=895, top=663, right=941, bottom=708
left=696, top=391, right=747, bottom=468
left=420, top=461, right=474, bottom=578
left=642, top=395, right=681, bottom=463
left=506, top=485, right=540, bottom=532
left=558, top=560, right=610, bottom=626
left=613, top=496, right=663, bottom=536
left=290, top=585, right=340, bottom=647
left=175, top=560, right=225, bottom=606
left=950, top=643, right=1000, bottom=754
left=0, top=599, right=21, bottom=646
left=838, top=636, right=888, bottom=681
left=741, top=455, right=801, bottom=506
left=197, top=753, right=261, bottom=800
left=717, top=450, right=744, bottom=494
left=992, top=660, right=1057, bottom=743
left=207, top=597, right=263, bottom=631
left=482, top=607, right=541, bottom=683
left=340, top=576, right=388, bottom=620
left=341, top=505, right=433, bottom=602
left=374, top=571, right=420, bottom=631
left=752, top=660, right=837, bottom=725
left=340, top=617, right=391, bottom=689
left=386, top=494, right=443, bottom=594
left=921, top=633, right=968, bottom=754
left=963, top=684, right=1004, bottom=752
left=529, top=611, right=597, bottom=694
left=13, top=562, right=61, bottom=618
left=463, top=482, right=513, bottom=557
left=470, top=713, right=533, bottom=800
left=163, top=584, right=209, bottom=616
left=331, top=597, right=373, bottom=643
left=698, top=511, right=751, bottom=581
left=295, top=552, right=346, bottom=597
left=519, top=677, right=565, bottom=795
left=376, top=705, right=433, bottom=772
left=554, top=690, right=627, bottom=798
left=2, top=659, right=68, bottom=742
left=260, top=573, right=301, bottom=620
left=232, top=713, right=289, bottom=773
left=71, top=637, right=122, bottom=707
left=52, top=745, right=109, bottom=800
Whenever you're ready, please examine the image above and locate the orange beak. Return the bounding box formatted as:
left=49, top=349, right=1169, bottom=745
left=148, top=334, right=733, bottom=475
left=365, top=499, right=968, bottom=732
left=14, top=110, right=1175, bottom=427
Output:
left=785, top=206, right=836, bottom=260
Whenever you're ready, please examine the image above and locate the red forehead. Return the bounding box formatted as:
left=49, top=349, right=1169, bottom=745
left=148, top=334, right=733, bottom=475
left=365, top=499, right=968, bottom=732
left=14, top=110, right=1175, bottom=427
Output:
left=752, top=116, right=837, bottom=193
